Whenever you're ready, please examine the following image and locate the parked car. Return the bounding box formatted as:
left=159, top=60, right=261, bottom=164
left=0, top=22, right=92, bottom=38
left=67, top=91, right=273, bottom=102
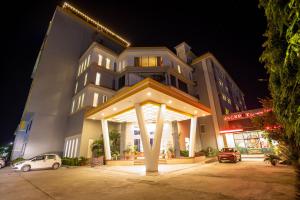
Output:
left=0, top=157, right=5, bottom=168
left=218, top=148, right=241, bottom=163
left=12, top=154, right=61, bottom=172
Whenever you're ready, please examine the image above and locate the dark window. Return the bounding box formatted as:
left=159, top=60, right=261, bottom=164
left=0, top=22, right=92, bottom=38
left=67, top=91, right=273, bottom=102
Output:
left=32, top=155, right=45, bottom=161
left=157, top=56, right=162, bottom=66
left=118, top=75, right=125, bottom=89
left=200, top=125, right=205, bottom=133
left=134, top=139, right=140, bottom=152
left=47, top=155, right=56, bottom=160
left=134, top=130, right=140, bottom=135
left=170, top=75, right=177, bottom=87
left=134, top=57, right=139, bottom=67
left=178, top=79, right=188, bottom=93
left=150, top=138, right=154, bottom=146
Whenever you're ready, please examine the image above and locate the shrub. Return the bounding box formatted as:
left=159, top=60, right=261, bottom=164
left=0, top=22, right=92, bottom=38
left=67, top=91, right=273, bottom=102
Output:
left=180, top=150, right=189, bottom=157
left=62, top=157, right=80, bottom=166
left=202, top=147, right=219, bottom=157
left=78, top=157, right=88, bottom=166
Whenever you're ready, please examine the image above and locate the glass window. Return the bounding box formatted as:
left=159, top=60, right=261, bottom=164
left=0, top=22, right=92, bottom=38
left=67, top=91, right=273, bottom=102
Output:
left=141, top=56, right=148, bottom=67
left=77, top=64, right=81, bottom=77
left=106, top=58, right=110, bottom=69
left=178, top=79, right=188, bottom=93
left=102, top=95, right=107, bottom=103
left=75, top=82, right=78, bottom=94
left=81, top=93, right=85, bottom=107
left=77, top=95, right=81, bottom=110
left=148, top=56, right=157, bottom=66
left=84, top=73, right=88, bottom=86
left=95, top=72, right=101, bottom=86
left=87, top=55, right=90, bottom=68
left=93, top=93, right=99, bottom=107
left=71, top=100, right=75, bottom=113
left=177, top=65, right=181, bottom=74
left=47, top=155, right=55, bottom=160
left=170, top=75, right=177, bottom=87
left=200, top=125, right=205, bottom=133
left=98, top=54, right=103, bottom=66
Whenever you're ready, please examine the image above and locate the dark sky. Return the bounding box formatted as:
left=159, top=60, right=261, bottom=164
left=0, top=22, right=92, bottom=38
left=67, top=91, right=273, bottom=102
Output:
left=0, top=0, right=269, bottom=145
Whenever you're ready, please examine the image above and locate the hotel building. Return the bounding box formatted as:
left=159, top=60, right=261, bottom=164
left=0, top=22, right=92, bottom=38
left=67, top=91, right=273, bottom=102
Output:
left=12, top=3, right=247, bottom=171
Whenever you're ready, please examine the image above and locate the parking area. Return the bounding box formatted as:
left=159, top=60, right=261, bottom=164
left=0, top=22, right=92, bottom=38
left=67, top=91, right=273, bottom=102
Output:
left=0, top=161, right=296, bottom=200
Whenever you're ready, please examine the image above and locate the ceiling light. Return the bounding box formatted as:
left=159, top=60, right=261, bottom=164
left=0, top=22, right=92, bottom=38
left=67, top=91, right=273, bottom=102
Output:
left=168, top=100, right=172, bottom=104
left=147, top=92, right=151, bottom=96
left=113, top=107, right=117, bottom=111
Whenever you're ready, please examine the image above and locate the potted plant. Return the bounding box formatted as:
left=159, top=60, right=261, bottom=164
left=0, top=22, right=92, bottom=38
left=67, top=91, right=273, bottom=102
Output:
left=168, top=147, right=175, bottom=159
left=91, top=138, right=104, bottom=166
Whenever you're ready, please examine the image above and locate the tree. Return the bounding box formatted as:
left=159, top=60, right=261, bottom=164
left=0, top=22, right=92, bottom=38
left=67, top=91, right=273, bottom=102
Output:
left=259, top=0, right=300, bottom=147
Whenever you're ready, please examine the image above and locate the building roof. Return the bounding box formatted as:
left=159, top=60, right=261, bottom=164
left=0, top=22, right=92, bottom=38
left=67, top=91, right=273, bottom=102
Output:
left=61, top=2, right=130, bottom=47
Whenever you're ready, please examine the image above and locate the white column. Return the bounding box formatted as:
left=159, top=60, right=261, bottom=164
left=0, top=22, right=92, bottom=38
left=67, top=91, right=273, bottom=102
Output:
left=135, top=104, right=153, bottom=170
left=189, top=116, right=197, bottom=157
left=101, top=119, right=111, bottom=160
left=152, top=104, right=166, bottom=171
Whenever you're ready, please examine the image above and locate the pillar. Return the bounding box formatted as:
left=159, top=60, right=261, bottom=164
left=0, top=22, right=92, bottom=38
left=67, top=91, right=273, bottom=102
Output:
left=152, top=104, right=166, bottom=170
left=172, top=121, right=180, bottom=158
left=101, top=119, right=111, bottom=160
left=135, top=103, right=153, bottom=171
left=189, top=116, right=197, bottom=157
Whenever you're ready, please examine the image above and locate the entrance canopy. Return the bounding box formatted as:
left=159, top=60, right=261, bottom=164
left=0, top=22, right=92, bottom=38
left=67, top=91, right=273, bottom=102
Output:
left=85, top=78, right=211, bottom=121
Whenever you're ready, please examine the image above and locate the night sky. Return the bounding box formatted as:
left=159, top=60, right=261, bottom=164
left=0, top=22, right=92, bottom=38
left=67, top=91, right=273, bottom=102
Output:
left=0, top=0, right=268, bottom=145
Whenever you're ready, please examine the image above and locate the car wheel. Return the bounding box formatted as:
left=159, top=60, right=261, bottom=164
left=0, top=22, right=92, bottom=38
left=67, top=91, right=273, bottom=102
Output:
left=239, top=156, right=242, bottom=162
left=52, top=163, right=60, bottom=170
left=22, top=165, right=31, bottom=172
left=233, top=157, right=237, bottom=163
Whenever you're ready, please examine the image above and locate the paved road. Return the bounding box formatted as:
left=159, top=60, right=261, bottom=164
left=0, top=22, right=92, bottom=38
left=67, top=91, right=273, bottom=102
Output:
left=0, top=161, right=296, bottom=200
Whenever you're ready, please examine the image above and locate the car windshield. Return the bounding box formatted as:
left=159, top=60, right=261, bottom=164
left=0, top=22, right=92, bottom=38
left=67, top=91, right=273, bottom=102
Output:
left=222, top=148, right=235, bottom=152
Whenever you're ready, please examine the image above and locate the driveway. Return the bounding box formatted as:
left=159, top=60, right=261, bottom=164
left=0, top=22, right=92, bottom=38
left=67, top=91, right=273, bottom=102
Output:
left=0, top=161, right=296, bottom=200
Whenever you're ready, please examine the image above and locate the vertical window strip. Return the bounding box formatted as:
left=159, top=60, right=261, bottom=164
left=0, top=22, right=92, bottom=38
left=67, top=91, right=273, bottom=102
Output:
left=84, top=73, right=88, bottom=86
left=98, top=54, right=103, bottom=66
left=74, top=138, right=79, bottom=158
left=93, top=93, right=99, bottom=107
left=81, top=93, right=85, bottom=107
left=75, top=82, right=78, bottom=94
left=95, top=72, right=101, bottom=85
left=67, top=140, right=72, bottom=157
left=70, top=139, right=75, bottom=158
left=177, top=65, right=181, bottom=74
left=77, top=95, right=81, bottom=110
left=103, top=95, right=107, bottom=103
left=106, top=58, right=110, bottom=69
left=87, top=55, right=90, bottom=68
left=71, top=100, right=75, bottom=113
left=64, top=140, right=69, bottom=157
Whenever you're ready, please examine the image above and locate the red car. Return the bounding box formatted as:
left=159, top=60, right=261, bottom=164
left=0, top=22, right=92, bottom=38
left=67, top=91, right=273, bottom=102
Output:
left=218, top=148, right=242, bottom=163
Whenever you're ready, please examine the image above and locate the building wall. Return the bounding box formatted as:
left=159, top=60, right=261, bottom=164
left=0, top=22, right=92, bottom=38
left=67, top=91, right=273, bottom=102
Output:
left=14, top=7, right=125, bottom=159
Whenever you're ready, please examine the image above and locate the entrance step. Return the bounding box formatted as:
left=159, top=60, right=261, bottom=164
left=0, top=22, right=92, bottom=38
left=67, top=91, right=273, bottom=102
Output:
left=133, top=159, right=167, bottom=165
left=241, top=154, right=264, bottom=161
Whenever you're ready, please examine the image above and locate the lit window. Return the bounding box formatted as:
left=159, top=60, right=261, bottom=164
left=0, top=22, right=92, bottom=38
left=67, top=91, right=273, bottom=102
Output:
left=106, top=58, right=110, bottom=69
left=71, top=100, right=75, bottom=113
left=93, top=93, right=99, bottom=107
left=225, top=108, right=230, bottom=114
left=141, top=56, right=148, bottom=67
left=227, top=98, right=231, bottom=104
left=77, top=95, right=81, bottom=110
left=95, top=72, right=101, bottom=85
left=77, top=65, right=81, bottom=77
left=148, top=57, right=156, bottom=66
left=177, top=65, right=181, bottom=74
left=236, top=105, right=240, bottom=111
left=118, top=62, right=121, bottom=71
left=81, top=93, right=85, bottom=107
left=122, top=60, right=126, bottom=69
left=87, top=55, right=90, bottom=68
left=84, top=73, right=88, bottom=86
left=98, top=54, right=103, bottom=66
left=222, top=94, right=227, bottom=101
left=102, top=95, right=107, bottom=103
left=75, top=82, right=78, bottom=94
left=84, top=58, right=87, bottom=70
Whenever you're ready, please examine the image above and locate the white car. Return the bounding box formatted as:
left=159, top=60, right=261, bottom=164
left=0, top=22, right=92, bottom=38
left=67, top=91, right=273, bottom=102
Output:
left=0, top=158, right=5, bottom=168
left=12, top=154, right=61, bottom=172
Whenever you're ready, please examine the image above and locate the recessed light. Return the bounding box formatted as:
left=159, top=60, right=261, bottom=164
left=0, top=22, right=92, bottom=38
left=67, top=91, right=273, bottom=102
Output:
left=92, top=117, right=96, bottom=120
left=101, top=113, right=104, bottom=116
left=147, top=92, right=151, bottom=96
left=194, top=110, right=198, bottom=114
left=168, top=100, right=172, bottom=104
left=113, top=107, right=117, bottom=111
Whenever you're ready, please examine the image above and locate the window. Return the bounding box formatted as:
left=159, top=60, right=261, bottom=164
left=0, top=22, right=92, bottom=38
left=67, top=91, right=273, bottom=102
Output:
left=87, top=55, right=90, bottom=68
left=118, top=62, right=122, bottom=71
left=200, top=125, right=205, bottom=133
left=75, top=82, right=78, bottom=94
left=236, top=105, right=240, bottom=111
left=93, top=93, right=99, bottom=107
left=77, top=95, right=81, bottom=110
left=177, top=65, right=181, bottom=74
left=102, top=95, right=107, bottom=103
left=106, top=58, right=110, bottom=69
left=81, top=93, right=85, bottom=107
left=218, top=80, right=223, bottom=87
left=222, top=94, right=227, bottom=101
left=74, top=138, right=78, bottom=158
left=95, top=72, right=101, bottom=86
left=77, top=64, right=81, bottom=77
left=178, top=79, right=188, bottom=93
left=84, top=58, right=87, bottom=70
left=135, top=56, right=162, bottom=67
left=189, top=72, right=193, bottom=80
left=47, top=155, right=55, bottom=160
left=118, top=75, right=125, bottom=89
left=170, top=75, right=177, bottom=87
left=84, top=73, right=88, bottom=86
left=98, top=54, right=103, bottom=66
left=227, top=98, right=231, bottom=104
left=33, top=155, right=45, bottom=161
left=71, top=100, right=75, bottom=113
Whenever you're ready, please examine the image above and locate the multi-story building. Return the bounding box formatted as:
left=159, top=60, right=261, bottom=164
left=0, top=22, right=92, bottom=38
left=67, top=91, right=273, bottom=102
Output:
left=12, top=3, right=246, bottom=171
